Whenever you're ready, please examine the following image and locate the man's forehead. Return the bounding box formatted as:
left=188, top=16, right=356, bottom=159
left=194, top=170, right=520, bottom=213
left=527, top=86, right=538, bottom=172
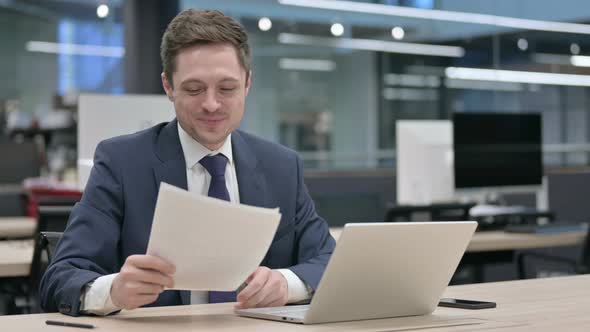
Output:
left=172, top=45, right=246, bottom=82
left=177, top=43, right=241, bottom=63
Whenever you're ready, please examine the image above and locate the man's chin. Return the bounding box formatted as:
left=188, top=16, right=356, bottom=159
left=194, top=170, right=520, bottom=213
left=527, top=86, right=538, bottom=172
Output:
left=196, top=133, right=229, bottom=150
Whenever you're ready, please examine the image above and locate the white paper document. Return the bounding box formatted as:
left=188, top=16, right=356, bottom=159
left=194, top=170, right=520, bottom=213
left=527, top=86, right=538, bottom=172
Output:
left=146, top=182, right=281, bottom=291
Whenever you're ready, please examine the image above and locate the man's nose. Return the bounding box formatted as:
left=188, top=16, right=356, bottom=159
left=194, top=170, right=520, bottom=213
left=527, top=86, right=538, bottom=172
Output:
left=202, top=90, right=221, bottom=112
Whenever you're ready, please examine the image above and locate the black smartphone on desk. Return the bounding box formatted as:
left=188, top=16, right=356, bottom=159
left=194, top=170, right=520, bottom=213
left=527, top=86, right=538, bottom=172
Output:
left=438, top=298, right=496, bottom=309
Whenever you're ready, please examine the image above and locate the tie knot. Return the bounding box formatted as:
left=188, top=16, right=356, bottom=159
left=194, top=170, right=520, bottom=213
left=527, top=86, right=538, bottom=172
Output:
left=199, top=154, right=228, bottom=177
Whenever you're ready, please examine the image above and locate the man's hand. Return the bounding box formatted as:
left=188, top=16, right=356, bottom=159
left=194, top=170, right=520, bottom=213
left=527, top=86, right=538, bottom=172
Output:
left=110, top=255, right=175, bottom=310
left=235, top=267, right=288, bottom=309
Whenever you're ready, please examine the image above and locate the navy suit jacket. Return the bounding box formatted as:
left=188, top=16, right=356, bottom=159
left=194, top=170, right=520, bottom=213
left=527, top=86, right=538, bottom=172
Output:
left=39, top=119, right=336, bottom=315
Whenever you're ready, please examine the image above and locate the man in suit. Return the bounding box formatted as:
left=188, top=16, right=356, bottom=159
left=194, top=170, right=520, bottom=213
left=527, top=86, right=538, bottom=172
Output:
left=40, top=9, right=335, bottom=316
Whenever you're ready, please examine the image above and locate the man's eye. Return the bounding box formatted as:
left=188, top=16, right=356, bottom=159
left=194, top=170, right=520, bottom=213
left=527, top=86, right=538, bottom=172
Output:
left=187, top=88, right=203, bottom=94
left=220, top=87, right=236, bottom=92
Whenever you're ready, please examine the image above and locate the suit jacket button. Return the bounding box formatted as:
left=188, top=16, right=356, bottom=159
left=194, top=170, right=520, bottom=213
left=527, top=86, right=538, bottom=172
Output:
left=59, top=303, right=72, bottom=313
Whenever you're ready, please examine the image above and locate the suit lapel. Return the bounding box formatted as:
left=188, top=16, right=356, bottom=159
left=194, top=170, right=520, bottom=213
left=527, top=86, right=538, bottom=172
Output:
left=233, top=131, right=285, bottom=268
left=153, top=160, right=187, bottom=191
left=152, top=119, right=188, bottom=191
left=232, top=131, right=266, bottom=208
left=152, top=119, right=190, bottom=305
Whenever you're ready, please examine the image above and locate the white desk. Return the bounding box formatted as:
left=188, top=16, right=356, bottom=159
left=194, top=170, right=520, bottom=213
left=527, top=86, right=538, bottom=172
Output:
left=0, top=275, right=588, bottom=331
left=0, top=240, right=33, bottom=277
left=0, top=217, right=36, bottom=239
left=0, top=217, right=36, bottom=277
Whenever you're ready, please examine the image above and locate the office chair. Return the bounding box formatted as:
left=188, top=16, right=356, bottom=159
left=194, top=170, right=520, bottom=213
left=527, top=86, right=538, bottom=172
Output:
left=39, top=232, right=62, bottom=265
left=1, top=206, right=72, bottom=314
left=26, top=206, right=72, bottom=312
left=517, top=226, right=590, bottom=279
left=29, top=232, right=63, bottom=290
left=27, top=204, right=73, bottom=287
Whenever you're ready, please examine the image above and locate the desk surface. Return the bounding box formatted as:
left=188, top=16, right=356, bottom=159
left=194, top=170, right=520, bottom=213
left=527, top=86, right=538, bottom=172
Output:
left=0, top=217, right=36, bottom=239
left=0, top=275, right=588, bottom=331
left=0, top=240, right=33, bottom=277
left=329, top=227, right=586, bottom=252
left=0, top=217, right=36, bottom=277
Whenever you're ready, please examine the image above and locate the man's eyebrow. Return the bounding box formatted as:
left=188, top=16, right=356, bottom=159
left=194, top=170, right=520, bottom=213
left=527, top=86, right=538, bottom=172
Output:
left=219, top=77, right=240, bottom=83
left=180, top=77, right=240, bottom=85
left=180, top=79, right=205, bottom=86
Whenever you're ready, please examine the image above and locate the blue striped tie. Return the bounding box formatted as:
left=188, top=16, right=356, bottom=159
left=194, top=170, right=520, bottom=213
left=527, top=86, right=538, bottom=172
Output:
left=199, top=154, right=237, bottom=303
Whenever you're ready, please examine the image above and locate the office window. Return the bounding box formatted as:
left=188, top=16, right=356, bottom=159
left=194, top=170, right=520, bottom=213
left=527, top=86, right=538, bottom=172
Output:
left=58, top=19, right=124, bottom=95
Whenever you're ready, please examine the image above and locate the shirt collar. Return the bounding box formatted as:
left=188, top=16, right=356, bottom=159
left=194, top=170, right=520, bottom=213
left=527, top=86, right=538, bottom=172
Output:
left=177, top=122, right=234, bottom=169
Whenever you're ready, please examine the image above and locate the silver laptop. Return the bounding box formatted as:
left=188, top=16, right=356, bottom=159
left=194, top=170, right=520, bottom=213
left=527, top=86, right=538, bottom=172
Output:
left=235, top=221, right=477, bottom=324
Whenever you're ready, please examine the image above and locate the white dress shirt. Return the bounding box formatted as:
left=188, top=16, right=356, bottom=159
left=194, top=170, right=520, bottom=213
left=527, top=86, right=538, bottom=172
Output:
left=80, top=124, right=310, bottom=315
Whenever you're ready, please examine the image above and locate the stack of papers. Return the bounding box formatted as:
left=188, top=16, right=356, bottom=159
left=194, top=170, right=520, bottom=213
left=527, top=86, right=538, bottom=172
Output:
left=146, top=183, right=281, bottom=291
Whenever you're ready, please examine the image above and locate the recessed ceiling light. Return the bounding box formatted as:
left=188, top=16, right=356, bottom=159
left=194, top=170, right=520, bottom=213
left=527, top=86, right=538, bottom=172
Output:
left=258, top=17, right=272, bottom=31
left=570, top=43, right=581, bottom=55
left=517, top=38, right=528, bottom=51
left=391, top=27, right=405, bottom=40
left=96, top=4, right=109, bottom=19
left=330, top=23, right=344, bottom=37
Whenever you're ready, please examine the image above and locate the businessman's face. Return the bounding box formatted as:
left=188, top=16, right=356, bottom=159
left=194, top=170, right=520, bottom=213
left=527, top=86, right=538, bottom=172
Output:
left=162, top=42, right=251, bottom=151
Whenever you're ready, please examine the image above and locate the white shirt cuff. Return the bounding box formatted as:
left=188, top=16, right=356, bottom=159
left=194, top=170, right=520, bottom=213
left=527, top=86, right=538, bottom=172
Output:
left=276, top=269, right=311, bottom=303
left=80, top=273, right=121, bottom=315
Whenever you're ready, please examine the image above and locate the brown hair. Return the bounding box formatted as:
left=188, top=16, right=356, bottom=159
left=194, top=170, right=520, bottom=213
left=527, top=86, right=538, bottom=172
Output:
left=160, top=9, right=251, bottom=85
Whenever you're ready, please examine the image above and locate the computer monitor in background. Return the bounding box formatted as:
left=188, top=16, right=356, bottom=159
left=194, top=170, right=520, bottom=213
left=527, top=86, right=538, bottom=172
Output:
left=0, top=141, right=41, bottom=184
left=452, top=112, right=543, bottom=198
left=77, top=94, right=175, bottom=189
left=396, top=120, right=455, bottom=205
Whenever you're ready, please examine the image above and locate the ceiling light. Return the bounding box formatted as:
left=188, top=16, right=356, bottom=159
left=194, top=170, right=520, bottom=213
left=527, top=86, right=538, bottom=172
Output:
left=532, top=53, right=572, bottom=65
left=279, top=33, right=464, bottom=57
left=26, top=41, right=124, bottom=57
left=446, top=79, right=524, bottom=92
left=445, top=66, right=590, bottom=87
left=96, top=4, right=109, bottom=19
left=279, top=0, right=590, bottom=35
left=330, top=23, right=344, bottom=37
left=382, top=87, right=439, bottom=101
left=570, top=43, right=581, bottom=55
left=517, top=38, right=528, bottom=51
left=571, top=55, right=590, bottom=67
left=258, top=17, right=272, bottom=31
left=383, top=73, right=440, bottom=87
left=391, top=27, right=405, bottom=40
left=279, top=58, right=336, bottom=71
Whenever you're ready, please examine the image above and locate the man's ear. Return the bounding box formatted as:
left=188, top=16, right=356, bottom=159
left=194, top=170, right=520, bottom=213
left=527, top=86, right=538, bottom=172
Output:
left=161, top=72, right=174, bottom=101
left=245, top=70, right=252, bottom=97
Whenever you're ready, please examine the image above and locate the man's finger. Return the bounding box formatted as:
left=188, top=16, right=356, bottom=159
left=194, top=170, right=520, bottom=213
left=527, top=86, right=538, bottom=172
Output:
left=127, top=255, right=176, bottom=275
left=257, top=292, right=283, bottom=308
left=134, top=282, right=165, bottom=295
left=237, top=268, right=270, bottom=301
left=243, top=287, right=270, bottom=308
left=120, top=265, right=174, bottom=288
left=125, top=294, right=160, bottom=309
left=263, top=296, right=286, bottom=308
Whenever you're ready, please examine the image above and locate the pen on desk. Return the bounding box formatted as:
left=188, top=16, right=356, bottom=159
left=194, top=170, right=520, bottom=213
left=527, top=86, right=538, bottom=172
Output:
left=45, top=320, right=95, bottom=329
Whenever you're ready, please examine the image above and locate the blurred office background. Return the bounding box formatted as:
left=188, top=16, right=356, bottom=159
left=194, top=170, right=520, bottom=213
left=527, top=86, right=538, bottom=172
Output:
left=4, top=0, right=590, bottom=219
left=2, top=0, right=590, bottom=313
